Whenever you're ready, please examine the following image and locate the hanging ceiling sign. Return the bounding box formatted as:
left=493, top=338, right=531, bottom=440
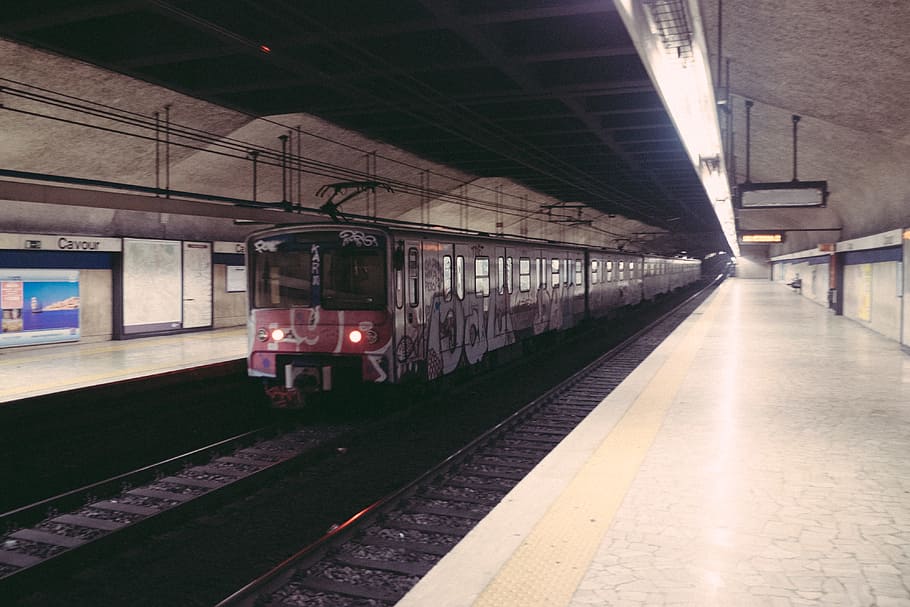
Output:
left=739, top=232, right=784, bottom=244
left=736, top=180, right=828, bottom=209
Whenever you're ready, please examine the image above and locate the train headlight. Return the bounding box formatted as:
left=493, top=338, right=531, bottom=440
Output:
left=271, top=328, right=286, bottom=341
left=348, top=329, right=363, bottom=344
left=257, top=328, right=268, bottom=342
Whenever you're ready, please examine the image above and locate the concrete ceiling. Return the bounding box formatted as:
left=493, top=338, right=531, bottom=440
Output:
left=699, top=0, right=910, bottom=254
left=0, top=0, right=727, bottom=256
left=2, top=1, right=907, bottom=258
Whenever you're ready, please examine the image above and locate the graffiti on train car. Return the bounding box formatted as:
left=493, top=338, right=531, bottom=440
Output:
left=396, top=273, right=582, bottom=382
left=246, top=222, right=704, bottom=408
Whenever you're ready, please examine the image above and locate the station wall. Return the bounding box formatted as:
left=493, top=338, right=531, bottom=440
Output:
left=1, top=233, right=248, bottom=349
left=213, top=263, right=247, bottom=329
left=770, top=230, right=906, bottom=345
left=80, top=269, right=113, bottom=342
left=732, top=249, right=770, bottom=279
left=776, top=256, right=831, bottom=308
left=841, top=254, right=902, bottom=342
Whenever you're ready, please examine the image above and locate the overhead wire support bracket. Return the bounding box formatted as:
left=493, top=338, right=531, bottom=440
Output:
left=316, top=180, right=393, bottom=222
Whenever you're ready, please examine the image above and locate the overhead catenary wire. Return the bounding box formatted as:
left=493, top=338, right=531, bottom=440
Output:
left=149, top=0, right=678, bottom=226
left=0, top=78, right=564, bottom=212
left=0, top=79, right=648, bottom=243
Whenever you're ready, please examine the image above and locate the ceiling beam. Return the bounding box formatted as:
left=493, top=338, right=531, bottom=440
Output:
left=0, top=1, right=144, bottom=33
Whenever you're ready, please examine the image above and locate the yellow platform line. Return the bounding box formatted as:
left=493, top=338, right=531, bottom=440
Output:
left=474, top=287, right=728, bottom=607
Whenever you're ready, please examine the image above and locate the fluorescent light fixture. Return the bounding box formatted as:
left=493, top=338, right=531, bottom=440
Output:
left=612, top=0, right=740, bottom=257
left=739, top=232, right=784, bottom=244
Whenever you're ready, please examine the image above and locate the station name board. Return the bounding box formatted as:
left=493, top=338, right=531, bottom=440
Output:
left=214, top=241, right=246, bottom=255
left=0, top=232, right=122, bottom=252
left=739, top=232, right=784, bottom=244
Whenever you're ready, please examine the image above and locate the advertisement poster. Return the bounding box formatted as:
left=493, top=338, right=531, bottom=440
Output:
left=122, top=238, right=182, bottom=334
left=1, top=269, right=80, bottom=347
left=226, top=266, right=246, bottom=292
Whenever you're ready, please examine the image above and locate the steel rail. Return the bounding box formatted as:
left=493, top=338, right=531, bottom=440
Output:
left=216, top=277, right=721, bottom=606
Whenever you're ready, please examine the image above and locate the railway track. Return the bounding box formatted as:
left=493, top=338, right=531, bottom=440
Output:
left=216, top=280, right=718, bottom=607
left=0, top=423, right=350, bottom=594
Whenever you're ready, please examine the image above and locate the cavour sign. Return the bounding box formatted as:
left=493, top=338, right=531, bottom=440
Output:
left=0, top=232, right=122, bottom=252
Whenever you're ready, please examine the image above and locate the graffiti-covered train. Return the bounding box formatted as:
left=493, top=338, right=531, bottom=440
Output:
left=246, top=222, right=702, bottom=407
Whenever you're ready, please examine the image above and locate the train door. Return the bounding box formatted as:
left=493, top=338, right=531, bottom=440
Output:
left=490, top=245, right=511, bottom=348
left=399, top=239, right=424, bottom=377
left=902, top=231, right=909, bottom=347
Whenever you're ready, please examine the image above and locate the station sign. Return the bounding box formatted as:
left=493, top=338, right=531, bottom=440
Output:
left=739, top=232, right=784, bottom=244
left=214, top=241, right=246, bottom=255
left=736, top=180, right=828, bottom=208
left=836, top=229, right=903, bottom=252
left=0, top=232, right=122, bottom=252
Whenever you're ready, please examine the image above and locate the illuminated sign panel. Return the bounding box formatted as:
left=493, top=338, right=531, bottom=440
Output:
left=739, top=233, right=784, bottom=244
left=737, top=181, right=828, bottom=208
left=1, top=269, right=80, bottom=348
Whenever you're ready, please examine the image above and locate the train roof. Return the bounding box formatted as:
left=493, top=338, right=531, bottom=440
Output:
left=247, top=219, right=700, bottom=261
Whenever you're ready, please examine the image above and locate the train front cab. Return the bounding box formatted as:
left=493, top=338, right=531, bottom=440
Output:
left=246, top=226, right=395, bottom=407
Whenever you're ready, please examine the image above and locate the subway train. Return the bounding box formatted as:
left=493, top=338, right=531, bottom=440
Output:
left=246, top=222, right=702, bottom=407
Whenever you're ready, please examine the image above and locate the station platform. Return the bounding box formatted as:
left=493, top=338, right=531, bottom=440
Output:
left=398, top=279, right=910, bottom=607
left=0, top=326, right=247, bottom=403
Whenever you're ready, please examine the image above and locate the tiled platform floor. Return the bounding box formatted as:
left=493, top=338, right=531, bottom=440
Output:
left=398, top=279, right=910, bottom=607
left=0, top=327, right=246, bottom=403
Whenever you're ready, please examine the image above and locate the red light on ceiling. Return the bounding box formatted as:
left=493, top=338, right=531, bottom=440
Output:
left=259, top=45, right=272, bottom=53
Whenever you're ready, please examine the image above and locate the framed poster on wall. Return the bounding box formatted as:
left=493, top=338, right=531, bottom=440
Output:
left=118, top=238, right=214, bottom=337
left=122, top=238, right=182, bottom=335
left=1, top=269, right=80, bottom=348
left=226, top=266, right=246, bottom=292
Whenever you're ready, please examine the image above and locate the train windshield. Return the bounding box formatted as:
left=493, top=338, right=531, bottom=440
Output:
left=321, top=247, right=386, bottom=309
left=250, top=230, right=387, bottom=310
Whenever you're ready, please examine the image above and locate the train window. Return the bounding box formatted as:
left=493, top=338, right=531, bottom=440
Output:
left=618, top=261, right=625, bottom=281
left=475, top=257, right=490, bottom=297
left=628, top=262, right=635, bottom=279
left=456, top=255, right=465, bottom=300
left=395, top=268, right=403, bottom=309
left=562, top=258, right=570, bottom=285
left=519, top=257, right=531, bottom=292
left=497, top=256, right=504, bottom=294
left=551, top=259, right=560, bottom=288
left=253, top=249, right=312, bottom=308
left=321, top=247, right=386, bottom=310
left=591, top=259, right=600, bottom=284
left=575, top=260, right=582, bottom=285
left=443, top=255, right=452, bottom=300
left=408, top=247, right=419, bottom=307
left=506, top=257, right=513, bottom=294
left=606, top=260, right=613, bottom=282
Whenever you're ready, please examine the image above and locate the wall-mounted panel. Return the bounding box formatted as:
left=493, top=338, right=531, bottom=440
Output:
left=0, top=269, right=80, bottom=347
left=122, top=238, right=182, bottom=335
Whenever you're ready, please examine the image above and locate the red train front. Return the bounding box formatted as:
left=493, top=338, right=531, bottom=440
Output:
left=246, top=225, right=394, bottom=407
